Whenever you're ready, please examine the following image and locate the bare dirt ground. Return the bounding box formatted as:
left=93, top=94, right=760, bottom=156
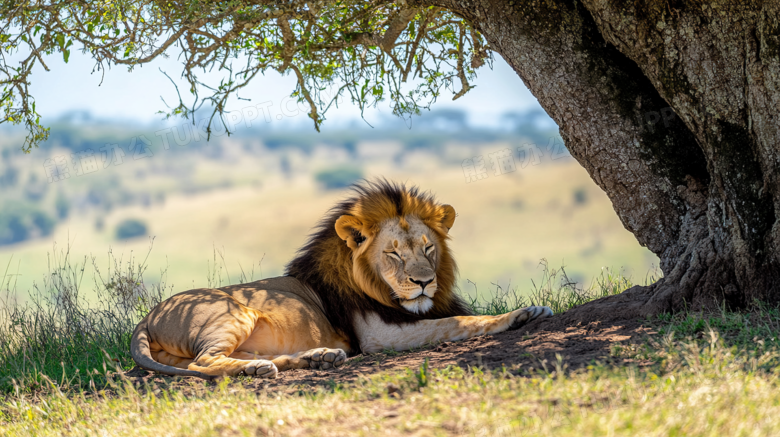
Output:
left=123, top=311, right=657, bottom=393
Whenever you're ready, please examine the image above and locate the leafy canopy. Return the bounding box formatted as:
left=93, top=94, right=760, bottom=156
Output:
left=0, top=0, right=491, bottom=152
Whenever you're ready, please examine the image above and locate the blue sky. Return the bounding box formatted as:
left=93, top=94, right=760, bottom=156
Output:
left=25, top=49, right=542, bottom=129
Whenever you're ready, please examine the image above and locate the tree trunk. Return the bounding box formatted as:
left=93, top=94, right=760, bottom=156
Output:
left=427, top=0, right=780, bottom=317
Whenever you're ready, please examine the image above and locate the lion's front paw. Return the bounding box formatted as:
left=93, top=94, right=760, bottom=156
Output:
left=242, top=360, right=278, bottom=379
left=303, top=348, right=347, bottom=370
left=508, top=305, right=554, bottom=330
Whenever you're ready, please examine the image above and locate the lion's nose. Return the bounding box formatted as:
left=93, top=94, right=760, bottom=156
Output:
left=409, top=278, right=433, bottom=291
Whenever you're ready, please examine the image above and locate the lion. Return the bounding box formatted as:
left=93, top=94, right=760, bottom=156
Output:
left=131, top=180, right=553, bottom=379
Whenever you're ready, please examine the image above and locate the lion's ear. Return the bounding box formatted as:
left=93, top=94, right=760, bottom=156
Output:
left=441, top=205, right=456, bottom=232
left=335, top=215, right=366, bottom=250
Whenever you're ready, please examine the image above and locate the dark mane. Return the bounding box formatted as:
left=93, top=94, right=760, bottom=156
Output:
left=284, top=179, right=472, bottom=354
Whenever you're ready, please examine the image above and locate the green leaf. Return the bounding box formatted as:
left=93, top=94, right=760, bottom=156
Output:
left=63, top=49, right=70, bottom=63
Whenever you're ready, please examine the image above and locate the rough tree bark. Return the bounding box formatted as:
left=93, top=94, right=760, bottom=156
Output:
left=424, top=0, right=780, bottom=318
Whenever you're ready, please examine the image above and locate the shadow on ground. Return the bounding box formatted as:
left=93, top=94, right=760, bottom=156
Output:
left=124, top=313, right=657, bottom=393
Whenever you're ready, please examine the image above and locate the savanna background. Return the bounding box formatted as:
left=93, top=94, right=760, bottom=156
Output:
left=0, top=98, right=658, bottom=303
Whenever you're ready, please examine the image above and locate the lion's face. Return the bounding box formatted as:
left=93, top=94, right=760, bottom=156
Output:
left=371, top=216, right=440, bottom=313
left=335, top=204, right=456, bottom=314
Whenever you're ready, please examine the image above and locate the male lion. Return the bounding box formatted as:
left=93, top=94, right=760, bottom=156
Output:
left=131, top=180, right=553, bottom=379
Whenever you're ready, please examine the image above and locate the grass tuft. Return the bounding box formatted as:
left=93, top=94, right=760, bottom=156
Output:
left=0, top=241, right=168, bottom=394
left=464, top=259, right=660, bottom=315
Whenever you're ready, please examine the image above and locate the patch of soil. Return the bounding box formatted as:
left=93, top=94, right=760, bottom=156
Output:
left=122, top=310, right=657, bottom=393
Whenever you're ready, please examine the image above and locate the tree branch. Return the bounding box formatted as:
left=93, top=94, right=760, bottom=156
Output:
left=380, top=8, right=418, bottom=53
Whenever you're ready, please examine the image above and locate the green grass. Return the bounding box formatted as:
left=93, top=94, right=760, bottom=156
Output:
left=652, top=304, right=780, bottom=364
left=4, top=317, right=780, bottom=436
left=3, top=245, right=780, bottom=435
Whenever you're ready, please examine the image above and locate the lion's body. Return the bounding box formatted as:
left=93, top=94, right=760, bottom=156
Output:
left=132, top=277, right=350, bottom=378
left=131, top=180, right=553, bottom=379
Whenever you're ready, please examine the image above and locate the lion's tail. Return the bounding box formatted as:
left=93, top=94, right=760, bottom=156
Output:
left=130, top=321, right=213, bottom=380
